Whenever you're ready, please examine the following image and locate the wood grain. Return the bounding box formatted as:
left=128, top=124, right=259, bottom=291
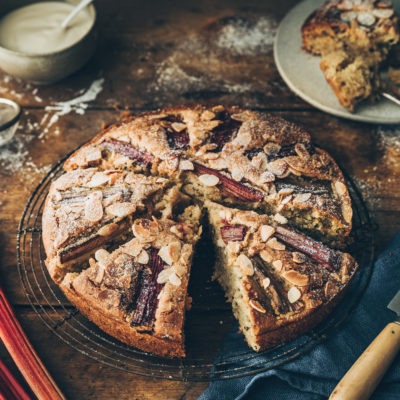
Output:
left=0, top=0, right=399, bottom=399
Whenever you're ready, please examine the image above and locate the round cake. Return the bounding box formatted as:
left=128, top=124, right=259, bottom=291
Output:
left=42, top=105, right=358, bottom=358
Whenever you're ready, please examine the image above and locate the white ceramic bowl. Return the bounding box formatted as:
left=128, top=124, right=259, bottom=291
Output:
left=0, top=0, right=97, bottom=84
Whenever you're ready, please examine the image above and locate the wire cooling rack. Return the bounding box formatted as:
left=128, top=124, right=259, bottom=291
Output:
left=17, top=152, right=376, bottom=381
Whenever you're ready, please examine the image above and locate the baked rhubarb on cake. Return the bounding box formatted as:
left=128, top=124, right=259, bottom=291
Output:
left=63, top=105, right=352, bottom=247
left=42, top=105, right=358, bottom=357
left=301, top=0, right=399, bottom=111
left=206, top=201, right=358, bottom=350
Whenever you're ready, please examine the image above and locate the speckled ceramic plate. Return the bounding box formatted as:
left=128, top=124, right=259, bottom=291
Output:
left=274, top=0, right=400, bottom=124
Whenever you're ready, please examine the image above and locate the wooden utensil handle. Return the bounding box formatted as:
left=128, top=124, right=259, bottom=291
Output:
left=0, top=286, right=66, bottom=400
left=329, top=322, right=400, bottom=400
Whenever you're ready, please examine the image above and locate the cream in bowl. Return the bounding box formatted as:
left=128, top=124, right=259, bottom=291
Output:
left=0, top=1, right=96, bottom=84
left=0, top=98, right=21, bottom=146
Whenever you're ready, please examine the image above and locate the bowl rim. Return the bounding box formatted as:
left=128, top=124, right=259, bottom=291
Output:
left=0, top=1, right=97, bottom=58
left=0, top=98, right=21, bottom=131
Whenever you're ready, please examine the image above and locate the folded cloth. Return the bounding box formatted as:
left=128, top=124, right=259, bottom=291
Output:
left=199, top=232, right=400, bottom=400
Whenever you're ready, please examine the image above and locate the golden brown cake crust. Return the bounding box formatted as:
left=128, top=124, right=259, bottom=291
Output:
left=42, top=105, right=357, bottom=358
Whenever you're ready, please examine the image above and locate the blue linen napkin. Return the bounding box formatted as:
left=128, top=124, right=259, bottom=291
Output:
left=199, top=232, right=400, bottom=400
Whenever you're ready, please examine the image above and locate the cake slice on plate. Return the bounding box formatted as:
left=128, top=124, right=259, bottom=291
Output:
left=61, top=207, right=202, bottom=358
left=206, top=201, right=358, bottom=351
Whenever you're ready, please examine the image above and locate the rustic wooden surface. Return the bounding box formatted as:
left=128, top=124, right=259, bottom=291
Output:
left=0, top=0, right=399, bottom=399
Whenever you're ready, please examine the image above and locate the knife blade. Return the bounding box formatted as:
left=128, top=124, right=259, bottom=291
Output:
left=330, top=290, right=400, bottom=400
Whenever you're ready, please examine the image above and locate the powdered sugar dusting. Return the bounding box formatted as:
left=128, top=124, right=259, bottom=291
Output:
left=216, top=17, right=278, bottom=55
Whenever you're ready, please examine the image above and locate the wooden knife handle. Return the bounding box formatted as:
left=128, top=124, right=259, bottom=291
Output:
left=329, top=322, right=400, bottom=400
left=0, top=286, right=66, bottom=400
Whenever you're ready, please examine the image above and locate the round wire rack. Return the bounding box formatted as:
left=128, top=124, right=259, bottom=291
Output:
left=17, top=152, right=376, bottom=381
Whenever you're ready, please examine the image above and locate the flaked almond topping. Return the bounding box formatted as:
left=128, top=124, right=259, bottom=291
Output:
left=132, top=219, right=160, bottom=241
left=334, top=181, right=347, bottom=197
left=169, top=272, right=182, bottom=286
left=137, top=249, right=149, bottom=264
left=219, top=208, right=232, bottom=221
left=260, top=225, right=275, bottom=242
left=179, top=159, right=194, bottom=170
left=263, top=142, right=281, bottom=156
left=372, top=8, right=393, bottom=18
left=158, top=242, right=181, bottom=265
left=231, top=167, right=244, bottom=182
left=266, top=159, right=288, bottom=177
left=94, top=265, right=105, bottom=284
left=294, top=143, right=310, bottom=159
left=283, top=270, right=309, bottom=287
left=262, top=277, right=271, bottom=289
left=157, top=268, right=172, bottom=284
left=233, top=132, right=251, bottom=147
left=86, top=172, right=110, bottom=188
left=171, top=122, right=186, bottom=132
left=249, top=299, right=266, bottom=313
left=95, top=248, right=111, bottom=268
left=266, top=237, right=286, bottom=251
left=260, top=250, right=272, bottom=263
left=295, top=193, right=311, bottom=203
left=237, top=254, right=254, bottom=276
left=325, top=281, right=339, bottom=298
left=84, top=191, right=103, bottom=223
left=376, top=1, right=392, bottom=9
left=292, top=251, right=307, bottom=264
left=280, top=194, right=293, bottom=206
left=173, top=264, right=187, bottom=277
left=201, top=110, right=216, bottom=120
left=287, top=286, right=301, bottom=303
left=260, top=171, right=275, bottom=183
left=198, top=174, right=220, bottom=186
left=170, top=225, right=183, bottom=238
left=106, top=202, right=136, bottom=218
left=272, top=259, right=283, bottom=271
left=278, top=188, right=294, bottom=196
left=342, top=203, right=353, bottom=224
left=85, top=147, right=102, bottom=162
left=251, top=152, right=268, bottom=170
left=274, top=213, right=288, bottom=224
left=341, top=11, right=358, bottom=22
left=357, top=11, right=376, bottom=26
left=97, top=223, right=119, bottom=237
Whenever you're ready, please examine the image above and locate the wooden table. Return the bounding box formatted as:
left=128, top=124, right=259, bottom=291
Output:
left=0, top=0, right=399, bottom=398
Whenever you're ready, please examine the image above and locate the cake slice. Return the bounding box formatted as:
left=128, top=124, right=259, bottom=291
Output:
left=320, top=50, right=381, bottom=111
left=60, top=207, right=202, bottom=358
left=302, top=0, right=399, bottom=110
left=42, top=168, right=171, bottom=282
left=206, top=201, right=358, bottom=351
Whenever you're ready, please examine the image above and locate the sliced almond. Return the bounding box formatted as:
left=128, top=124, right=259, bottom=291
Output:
left=169, top=272, right=182, bottom=286
left=294, top=143, right=310, bottom=159
left=137, top=249, right=149, bottom=264
left=249, top=299, right=266, bottom=313
left=179, top=159, right=194, bottom=170
left=157, top=268, right=172, bottom=284
left=171, top=122, right=186, bottom=132
left=201, top=110, right=215, bottom=120
left=94, top=265, right=105, bottom=284
left=263, top=142, right=281, bottom=156
left=357, top=11, right=376, bottom=26
left=260, top=250, right=272, bottom=263
left=262, top=277, right=271, bottom=289
left=280, top=194, right=293, bottom=205
left=123, top=240, right=143, bottom=257
left=132, top=219, right=160, bottom=241
left=278, top=188, right=294, bottom=196
left=266, top=237, right=286, bottom=251
left=237, top=254, right=254, bottom=276
left=266, top=159, right=288, bottom=177
left=158, top=242, right=181, bottom=265
left=251, top=152, right=268, bottom=170
left=274, top=213, right=288, bottom=224
left=260, top=171, right=275, bottom=183
left=272, top=259, right=283, bottom=271
left=198, top=174, right=219, bottom=186
left=86, top=172, right=110, bottom=188
left=325, top=281, right=339, bottom=298
left=287, top=286, right=301, bottom=303
left=84, top=191, right=103, bottom=223
left=260, top=225, right=275, bottom=242
left=372, top=8, right=394, bottom=18
left=283, top=270, right=309, bottom=287
left=231, top=167, right=244, bottom=182
left=334, top=181, right=347, bottom=197
left=95, top=248, right=111, bottom=268
left=295, top=193, right=311, bottom=203
left=292, top=251, right=306, bottom=264
left=106, top=202, right=136, bottom=218
left=97, top=223, right=119, bottom=237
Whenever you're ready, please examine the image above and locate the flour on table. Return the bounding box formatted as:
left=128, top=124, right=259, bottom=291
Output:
left=216, top=17, right=278, bottom=55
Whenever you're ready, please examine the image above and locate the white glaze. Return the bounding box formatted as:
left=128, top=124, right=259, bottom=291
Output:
left=0, top=2, right=93, bottom=54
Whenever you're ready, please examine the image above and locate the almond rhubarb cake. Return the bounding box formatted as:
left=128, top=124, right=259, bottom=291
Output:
left=302, top=0, right=399, bottom=111
left=42, top=105, right=358, bottom=357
